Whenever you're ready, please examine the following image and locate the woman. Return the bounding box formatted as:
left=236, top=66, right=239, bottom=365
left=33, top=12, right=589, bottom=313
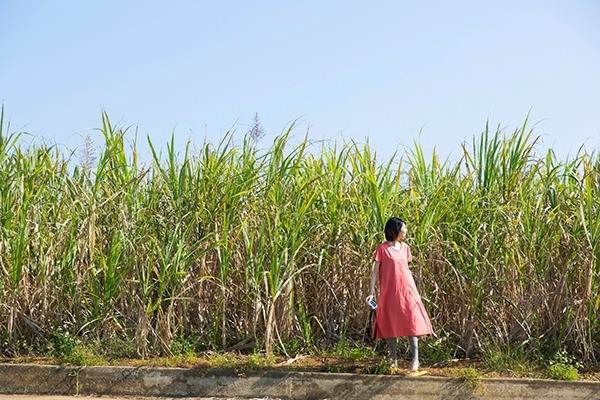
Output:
left=367, top=217, right=433, bottom=373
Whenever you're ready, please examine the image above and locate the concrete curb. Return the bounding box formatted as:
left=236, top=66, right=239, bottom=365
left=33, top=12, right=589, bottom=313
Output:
left=0, top=364, right=599, bottom=399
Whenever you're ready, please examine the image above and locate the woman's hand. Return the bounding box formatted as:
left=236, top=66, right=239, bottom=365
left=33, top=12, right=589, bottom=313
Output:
left=366, top=294, right=377, bottom=309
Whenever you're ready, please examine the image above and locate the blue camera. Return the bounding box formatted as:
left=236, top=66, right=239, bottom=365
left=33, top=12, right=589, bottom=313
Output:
left=368, top=299, right=377, bottom=310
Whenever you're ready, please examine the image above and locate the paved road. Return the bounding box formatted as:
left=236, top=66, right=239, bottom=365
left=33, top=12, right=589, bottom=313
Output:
left=0, top=397, right=154, bottom=400
left=0, top=396, right=280, bottom=400
left=0, top=397, right=160, bottom=400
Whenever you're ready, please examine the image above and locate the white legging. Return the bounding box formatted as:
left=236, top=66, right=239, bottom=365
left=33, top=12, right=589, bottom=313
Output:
left=386, top=336, right=418, bottom=362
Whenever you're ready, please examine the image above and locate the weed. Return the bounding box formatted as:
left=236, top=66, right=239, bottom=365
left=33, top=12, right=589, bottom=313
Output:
left=364, top=359, right=391, bottom=375
left=203, top=351, right=273, bottom=371
left=97, top=337, right=137, bottom=360
left=242, top=353, right=274, bottom=369
left=548, top=348, right=583, bottom=370
left=546, top=349, right=581, bottom=380
left=546, top=363, right=579, bottom=381
left=169, top=335, right=200, bottom=357
left=274, top=337, right=312, bottom=357
left=462, top=367, right=485, bottom=394
left=59, top=344, right=106, bottom=366
left=420, top=335, right=453, bottom=363
left=49, top=327, right=78, bottom=358
left=446, top=367, right=485, bottom=393
left=328, top=340, right=376, bottom=362
left=323, top=364, right=345, bottom=373
left=482, top=343, right=537, bottom=374
left=205, top=352, right=239, bottom=369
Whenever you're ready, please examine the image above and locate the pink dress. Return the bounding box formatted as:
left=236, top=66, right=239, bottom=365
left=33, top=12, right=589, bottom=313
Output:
left=372, top=242, right=433, bottom=338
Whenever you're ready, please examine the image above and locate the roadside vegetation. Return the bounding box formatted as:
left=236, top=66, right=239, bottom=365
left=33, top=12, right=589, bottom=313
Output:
left=1, top=107, right=598, bottom=380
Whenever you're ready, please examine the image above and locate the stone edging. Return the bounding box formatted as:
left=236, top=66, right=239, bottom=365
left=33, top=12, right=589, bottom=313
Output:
left=0, top=364, right=599, bottom=399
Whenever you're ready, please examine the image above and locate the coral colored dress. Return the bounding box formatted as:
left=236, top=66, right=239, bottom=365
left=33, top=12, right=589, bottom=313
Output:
left=372, top=242, right=433, bottom=338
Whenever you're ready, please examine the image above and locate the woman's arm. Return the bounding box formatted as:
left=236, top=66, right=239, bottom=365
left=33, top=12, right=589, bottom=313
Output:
left=368, top=260, right=380, bottom=299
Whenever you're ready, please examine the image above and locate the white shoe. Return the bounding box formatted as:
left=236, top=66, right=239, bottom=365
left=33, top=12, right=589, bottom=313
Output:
left=390, top=359, right=398, bottom=368
left=410, top=360, right=419, bottom=371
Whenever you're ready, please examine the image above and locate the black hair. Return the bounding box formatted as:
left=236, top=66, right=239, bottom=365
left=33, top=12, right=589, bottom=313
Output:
left=384, top=217, right=405, bottom=241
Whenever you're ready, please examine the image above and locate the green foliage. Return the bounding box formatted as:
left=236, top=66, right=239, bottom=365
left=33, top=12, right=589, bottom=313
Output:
left=0, top=109, right=599, bottom=367
left=96, top=337, right=137, bottom=360
left=546, top=363, right=579, bottom=381
left=169, top=334, right=202, bottom=357
left=242, top=353, right=275, bottom=369
left=364, top=359, right=391, bottom=375
left=420, top=335, right=454, bottom=363
left=205, top=352, right=239, bottom=369
left=47, top=326, right=107, bottom=366
left=274, top=337, right=313, bottom=357
left=328, top=340, right=376, bottom=362
left=204, top=351, right=274, bottom=370
left=545, top=349, right=582, bottom=380
left=548, top=348, right=584, bottom=369
left=58, top=344, right=106, bottom=366
left=48, top=327, right=79, bottom=358
left=457, top=367, right=485, bottom=393
left=482, top=343, right=538, bottom=373
left=460, top=367, right=482, bottom=380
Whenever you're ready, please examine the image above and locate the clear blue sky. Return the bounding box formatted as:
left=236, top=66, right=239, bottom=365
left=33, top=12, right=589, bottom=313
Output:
left=1, top=1, right=599, bottom=164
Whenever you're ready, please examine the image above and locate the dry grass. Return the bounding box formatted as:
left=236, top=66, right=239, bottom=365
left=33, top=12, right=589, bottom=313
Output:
left=1, top=109, right=598, bottom=366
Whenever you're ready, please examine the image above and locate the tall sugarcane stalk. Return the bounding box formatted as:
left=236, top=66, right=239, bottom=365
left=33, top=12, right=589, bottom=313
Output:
left=0, top=109, right=598, bottom=363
